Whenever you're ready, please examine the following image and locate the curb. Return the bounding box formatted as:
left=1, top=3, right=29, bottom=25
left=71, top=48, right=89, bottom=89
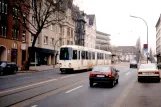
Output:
left=17, top=68, right=59, bottom=73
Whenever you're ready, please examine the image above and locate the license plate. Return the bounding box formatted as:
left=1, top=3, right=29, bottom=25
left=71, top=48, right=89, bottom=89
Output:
left=97, top=75, right=105, bottom=77
left=143, top=72, right=153, bottom=75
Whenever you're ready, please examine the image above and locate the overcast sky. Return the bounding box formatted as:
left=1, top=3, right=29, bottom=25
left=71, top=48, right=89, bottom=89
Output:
left=74, top=0, right=161, bottom=53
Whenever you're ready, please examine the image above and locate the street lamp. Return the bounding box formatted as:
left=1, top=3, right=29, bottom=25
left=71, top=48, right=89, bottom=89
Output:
left=130, top=15, right=149, bottom=63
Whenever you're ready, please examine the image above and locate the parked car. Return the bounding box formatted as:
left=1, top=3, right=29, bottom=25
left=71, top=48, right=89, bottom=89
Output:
left=130, top=60, right=138, bottom=68
left=89, top=65, right=119, bottom=88
left=0, top=61, right=18, bottom=76
left=138, top=63, right=160, bottom=82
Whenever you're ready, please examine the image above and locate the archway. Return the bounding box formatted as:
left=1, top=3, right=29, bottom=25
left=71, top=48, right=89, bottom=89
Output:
left=0, top=45, right=7, bottom=61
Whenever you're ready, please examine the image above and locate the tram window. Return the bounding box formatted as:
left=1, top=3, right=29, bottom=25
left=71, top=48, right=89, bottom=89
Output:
left=97, top=53, right=99, bottom=59
left=73, top=50, right=77, bottom=59
left=78, top=51, right=80, bottom=59
left=81, top=51, right=85, bottom=59
left=89, top=52, right=91, bottom=59
left=93, top=52, right=95, bottom=59
left=85, top=51, right=88, bottom=59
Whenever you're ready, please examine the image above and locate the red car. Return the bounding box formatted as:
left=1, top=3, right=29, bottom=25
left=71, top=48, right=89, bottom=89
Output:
left=89, top=65, right=119, bottom=87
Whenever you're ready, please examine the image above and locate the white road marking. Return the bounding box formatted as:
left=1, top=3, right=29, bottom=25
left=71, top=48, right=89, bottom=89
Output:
left=18, top=77, right=32, bottom=80
left=60, top=74, right=75, bottom=79
left=125, top=72, right=131, bottom=76
left=0, top=78, right=57, bottom=94
left=31, top=105, right=38, bottom=107
left=65, top=85, right=83, bottom=93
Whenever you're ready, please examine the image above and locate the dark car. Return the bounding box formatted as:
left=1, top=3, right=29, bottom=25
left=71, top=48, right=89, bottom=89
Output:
left=130, top=60, right=138, bottom=68
left=0, top=61, right=18, bottom=76
left=89, top=65, right=119, bottom=88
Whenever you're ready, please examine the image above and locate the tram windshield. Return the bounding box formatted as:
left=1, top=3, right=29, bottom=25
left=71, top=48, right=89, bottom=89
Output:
left=60, top=47, right=73, bottom=60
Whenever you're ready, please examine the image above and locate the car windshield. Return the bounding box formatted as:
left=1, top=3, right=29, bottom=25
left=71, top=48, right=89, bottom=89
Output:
left=92, top=66, right=110, bottom=72
left=131, top=60, right=137, bottom=63
left=0, top=62, right=7, bottom=67
left=139, top=64, right=157, bottom=69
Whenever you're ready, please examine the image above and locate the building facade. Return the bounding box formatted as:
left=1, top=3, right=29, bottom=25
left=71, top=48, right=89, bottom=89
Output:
left=28, top=0, right=74, bottom=65
left=0, top=0, right=29, bottom=67
left=84, top=15, right=96, bottom=48
left=156, top=14, right=161, bottom=63
left=95, top=31, right=110, bottom=51
left=72, top=6, right=86, bottom=46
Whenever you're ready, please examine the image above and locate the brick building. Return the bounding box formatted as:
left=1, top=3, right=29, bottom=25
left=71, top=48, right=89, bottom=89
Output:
left=0, top=0, right=28, bottom=67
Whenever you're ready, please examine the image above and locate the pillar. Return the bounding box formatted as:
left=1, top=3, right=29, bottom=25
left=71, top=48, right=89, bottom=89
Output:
left=47, top=55, right=51, bottom=65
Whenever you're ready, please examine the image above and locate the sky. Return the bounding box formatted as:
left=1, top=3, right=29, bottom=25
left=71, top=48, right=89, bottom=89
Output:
left=73, top=0, right=161, bottom=53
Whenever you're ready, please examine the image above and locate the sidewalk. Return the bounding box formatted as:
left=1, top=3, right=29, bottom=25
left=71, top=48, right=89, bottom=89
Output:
left=120, top=81, right=161, bottom=107
left=18, top=64, right=60, bottom=73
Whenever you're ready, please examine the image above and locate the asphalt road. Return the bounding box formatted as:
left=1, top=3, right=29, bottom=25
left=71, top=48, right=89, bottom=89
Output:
left=0, top=63, right=137, bottom=107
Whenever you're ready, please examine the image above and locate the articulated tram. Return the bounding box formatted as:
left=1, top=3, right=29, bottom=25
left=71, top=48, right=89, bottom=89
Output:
left=59, top=45, right=112, bottom=73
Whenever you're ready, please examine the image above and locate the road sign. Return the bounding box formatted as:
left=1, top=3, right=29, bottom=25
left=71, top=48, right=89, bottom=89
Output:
left=143, top=44, right=148, bottom=49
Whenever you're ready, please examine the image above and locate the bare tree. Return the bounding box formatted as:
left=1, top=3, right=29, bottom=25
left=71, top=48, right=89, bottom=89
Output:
left=135, top=37, right=141, bottom=62
left=12, top=0, right=71, bottom=70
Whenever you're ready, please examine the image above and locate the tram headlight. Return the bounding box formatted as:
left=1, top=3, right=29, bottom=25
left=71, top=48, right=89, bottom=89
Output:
left=59, top=63, right=62, bottom=67
left=69, top=63, right=71, bottom=68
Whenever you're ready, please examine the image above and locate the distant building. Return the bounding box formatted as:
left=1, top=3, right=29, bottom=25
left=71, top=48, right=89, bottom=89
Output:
left=155, top=14, right=161, bottom=63
left=95, top=31, right=111, bottom=51
left=116, top=46, right=136, bottom=62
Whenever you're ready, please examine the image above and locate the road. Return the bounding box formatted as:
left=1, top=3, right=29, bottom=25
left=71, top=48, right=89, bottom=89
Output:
left=0, top=63, right=137, bottom=107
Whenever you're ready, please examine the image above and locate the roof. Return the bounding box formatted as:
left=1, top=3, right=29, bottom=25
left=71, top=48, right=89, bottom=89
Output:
left=96, top=31, right=110, bottom=36
left=87, top=15, right=95, bottom=25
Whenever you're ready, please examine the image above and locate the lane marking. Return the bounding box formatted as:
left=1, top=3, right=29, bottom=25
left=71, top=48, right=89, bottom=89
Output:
left=125, top=72, right=131, bottom=76
left=0, top=78, right=57, bottom=94
left=31, top=105, right=38, bottom=107
left=17, top=77, right=32, bottom=80
left=65, top=85, right=83, bottom=93
left=60, top=74, right=75, bottom=79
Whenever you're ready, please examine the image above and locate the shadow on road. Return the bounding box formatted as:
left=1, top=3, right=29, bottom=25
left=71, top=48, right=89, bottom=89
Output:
left=90, top=83, right=119, bottom=89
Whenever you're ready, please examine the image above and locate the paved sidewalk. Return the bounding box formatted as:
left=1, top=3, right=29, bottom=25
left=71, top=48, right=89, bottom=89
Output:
left=18, top=64, right=59, bottom=73
left=120, top=81, right=161, bottom=107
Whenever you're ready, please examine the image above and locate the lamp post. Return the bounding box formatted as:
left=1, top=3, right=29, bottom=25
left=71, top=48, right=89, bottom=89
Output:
left=130, top=15, right=148, bottom=63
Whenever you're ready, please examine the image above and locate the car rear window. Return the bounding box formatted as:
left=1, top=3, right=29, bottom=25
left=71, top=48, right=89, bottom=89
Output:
left=139, top=64, right=157, bottom=69
left=92, top=66, right=110, bottom=72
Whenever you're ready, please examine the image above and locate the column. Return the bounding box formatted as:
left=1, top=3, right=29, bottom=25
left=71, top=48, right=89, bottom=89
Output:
left=47, top=55, right=51, bottom=65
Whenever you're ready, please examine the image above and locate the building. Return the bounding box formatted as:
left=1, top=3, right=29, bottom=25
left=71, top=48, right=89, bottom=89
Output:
left=84, top=14, right=96, bottom=48
left=95, top=31, right=111, bottom=51
left=72, top=6, right=86, bottom=46
left=28, top=0, right=74, bottom=66
left=116, top=46, right=136, bottom=62
left=155, top=14, right=161, bottom=63
left=0, top=0, right=29, bottom=67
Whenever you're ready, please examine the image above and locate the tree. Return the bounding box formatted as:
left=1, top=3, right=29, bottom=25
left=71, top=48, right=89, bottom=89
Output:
left=12, top=0, right=71, bottom=70
left=135, top=37, right=141, bottom=62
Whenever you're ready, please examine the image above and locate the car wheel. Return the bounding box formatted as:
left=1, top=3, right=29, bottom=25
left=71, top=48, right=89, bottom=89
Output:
left=13, top=69, right=17, bottom=74
left=116, top=79, right=119, bottom=84
left=0, top=71, right=4, bottom=76
left=90, top=81, right=93, bottom=87
left=157, top=78, right=160, bottom=83
left=110, top=81, right=115, bottom=88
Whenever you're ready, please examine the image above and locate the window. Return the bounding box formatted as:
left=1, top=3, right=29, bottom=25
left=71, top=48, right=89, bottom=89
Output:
left=5, top=4, right=7, bottom=14
left=2, top=2, right=4, bottom=13
left=51, top=38, right=54, bottom=45
left=81, top=51, right=85, bottom=59
left=89, top=52, right=91, bottom=59
left=92, top=52, right=95, bottom=59
left=78, top=51, right=80, bottom=59
left=73, top=50, right=77, bottom=59
left=50, top=25, right=53, bottom=30
left=67, top=27, right=70, bottom=36
left=22, top=28, right=26, bottom=42
left=67, top=40, right=70, bottom=45
left=31, top=35, right=34, bottom=42
left=0, top=1, right=1, bottom=12
left=44, top=36, right=48, bottom=44
left=85, top=51, right=88, bottom=59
